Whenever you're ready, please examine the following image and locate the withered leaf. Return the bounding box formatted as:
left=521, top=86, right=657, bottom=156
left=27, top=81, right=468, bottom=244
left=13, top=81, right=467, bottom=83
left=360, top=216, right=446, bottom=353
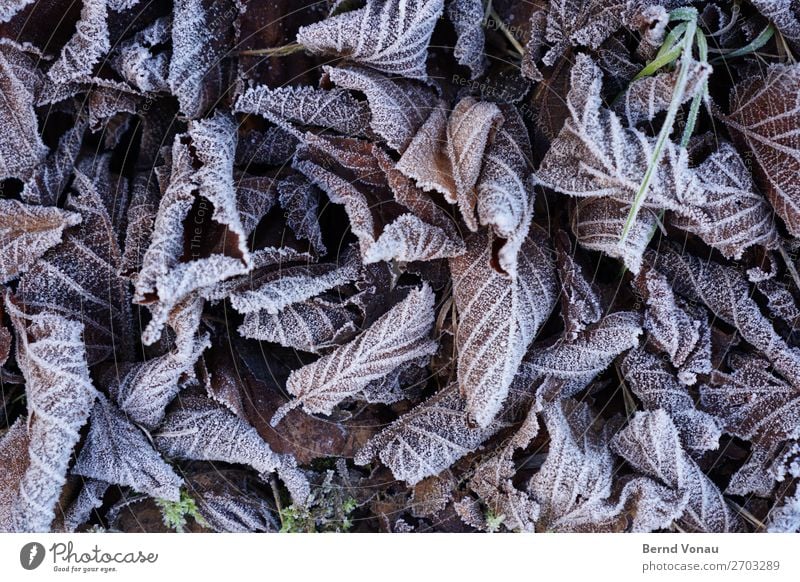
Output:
left=324, top=64, right=438, bottom=152
left=450, top=229, right=557, bottom=427
left=751, top=0, right=800, bottom=53
left=186, top=471, right=278, bottom=533
left=447, top=0, right=487, bottom=79
left=535, top=54, right=707, bottom=227
left=554, top=231, right=602, bottom=340
left=18, top=165, right=133, bottom=364
left=355, top=378, right=532, bottom=486
left=277, top=175, right=327, bottom=256
left=5, top=303, right=98, bottom=532
left=235, top=83, right=371, bottom=136
left=611, top=409, right=742, bottom=532
left=57, top=478, right=108, bottom=533
left=239, top=296, right=359, bottom=354
left=271, top=283, right=437, bottom=424
left=73, top=394, right=183, bottom=501
left=724, top=64, right=800, bottom=236
left=622, top=348, right=722, bottom=453
left=21, top=117, right=86, bottom=206
left=476, top=104, right=536, bottom=277
left=671, top=144, right=778, bottom=260
left=0, top=0, right=34, bottom=23
left=523, top=311, right=642, bottom=398
left=0, top=200, right=81, bottom=284
left=112, top=17, right=170, bottom=93
left=0, top=39, right=47, bottom=181
left=154, top=395, right=310, bottom=505
left=47, top=0, right=109, bottom=83
left=543, top=0, right=623, bottom=66
left=169, top=0, right=239, bottom=118
left=647, top=246, right=800, bottom=384
left=296, top=0, right=444, bottom=81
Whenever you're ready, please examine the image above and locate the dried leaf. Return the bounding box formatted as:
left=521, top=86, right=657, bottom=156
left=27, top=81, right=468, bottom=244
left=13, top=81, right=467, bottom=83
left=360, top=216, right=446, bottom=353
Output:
left=447, top=0, right=487, bottom=79
left=296, top=0, right=444, bottom=81
left=451, top=228, right=557, bottom=427
left=21, top=118, right=86, bottom=206
left=169, top=0, right=239, bottom=118
left=73, top=394, right=183, bottom=501
left=647, top=246, right=800, bottom=384
left=671, top=144, right=778, bottom=260
left=112, top=17, right=171, bottom=93
left=120, top=175, right=159, bottom=278
left=476, top=104, right=536, bottom=277
left=611, top=409, right=742, bottom=532
left=239, top=296, right=359, bottom=354
left=187, top=471, right=278, bottom=533
left=535, top=54, right=706, bottom=221
left=57, top=479, right=108, bottom=533
left=554, top=230, right=601, bottom=340
left=5, top=303, right=98, bottom=532
left=277, top=175, right=327, bottom=255
left=323, top=64, right=438, bottom=152
left=48, top=0, right=109, bottom=83
left=18, top=165, right=133, bottom=364
left=724, top=64, right=800, bottom=236
left=154, top=395, right=310, bottom=505
left=523, top=311, right=642, bottom=398
left=235, top=83, right=371, bottom=136
left=0, top=200, right=81, bottom=284
left=271, top=283, right=437, bottom=424
left=751, top=0, right=800, bottom=53
left=543, top=0, right=624, bottom=66
left=0, top=0, right=34, bottom=23
left=0, top=40, right=47, bottom=181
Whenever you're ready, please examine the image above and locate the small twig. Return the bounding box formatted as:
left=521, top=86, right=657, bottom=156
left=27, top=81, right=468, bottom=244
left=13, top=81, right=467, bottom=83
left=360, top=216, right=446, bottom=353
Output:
left=270, top=475, right=285, bottom=528
left=489, top=7, right=525, bottom=57
left=777, top=242, right=800, bottom=292
left=239, top=42, right=305, bottom=57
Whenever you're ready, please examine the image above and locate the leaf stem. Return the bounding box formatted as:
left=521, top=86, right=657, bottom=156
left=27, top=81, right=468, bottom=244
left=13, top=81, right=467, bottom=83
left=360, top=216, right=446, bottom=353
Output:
left=239, top=42, right=305, bottom=57
left=621, top=11, right=697, bottom=243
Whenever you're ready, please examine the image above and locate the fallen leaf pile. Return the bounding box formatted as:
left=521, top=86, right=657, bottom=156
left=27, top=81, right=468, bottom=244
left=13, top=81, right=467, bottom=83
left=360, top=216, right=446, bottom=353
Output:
left=0, top=0, right=799, bottom=533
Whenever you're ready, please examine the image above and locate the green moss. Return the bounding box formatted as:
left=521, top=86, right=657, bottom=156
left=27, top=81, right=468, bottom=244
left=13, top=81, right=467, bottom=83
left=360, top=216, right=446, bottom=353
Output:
left=155, top=490, right=208, bottom=532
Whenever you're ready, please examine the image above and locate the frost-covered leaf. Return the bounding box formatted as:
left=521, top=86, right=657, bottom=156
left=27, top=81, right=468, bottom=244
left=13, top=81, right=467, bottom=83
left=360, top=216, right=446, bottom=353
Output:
left=396, top=105, right=456, bottom=198
left=187, top=471, right=278, bottom=533
left=5, top=304, right=98, bottom=532
left=700, top=354, right=800, bottom=444
left=355, top=378, right=533, bottom=485
left=108, top=334, right=210, bottom=430
left=229, top=251, right=360, bottom=315
left=21, top=118, right=86, bottom=206
left=0, top=40, right=47, bottom=181
left=611, top=409, right=742, bottom=532
left=0, top=0, right=34, bottom=22
left=450, top=228, right=557, bottom=427
left=543, top=0, right=624, bottom=66
left=323, top=64, right=438, bottom=152
left=476, top=104, right=536, bottom=277
left=235, top=83, right=371, bottom=136
left=154, top=395, right=310, bottom=505
left=622, top=348, right=722, bottom=453
left=751, top=0, right=800, bottom=53
left=447, top=0, right=487, bottom=79
left=271, top=283, right=437, bottom=424
left=239, top=296, right=359, bottom=354
left=168, top=0, right=239, bottom=118
left=112, top=17, right=170, bottom=92
left=234, top=173, right=278, bottom=236
left=571, top=188, right=658, bottom=274
left=120, top=175, right=158, bottom=278
left=671, top=144, right=778, bottom=260
left=613, top=60, right=710, bottom=126
left=446, top=97, right=504, bottom=230
left=637, top=268, right=705, bottom=371
left=646, top=246, right=800, bottom=383
left=529, top=399, right=681, bottom=532
left=724, top=64, right=800, bottom=236
left=48, top=0, right=110, bottom=83
left=0, top=419, right=29, bottom=529
left=554, top=231, right=601, bottom=340
left=236, top=126, right=298, bottom=167
left=73, top=394, right=183, bottom=501
left=535, top=54, right=706, bottom=219
left=135, top=113, right=251, bottom=345
left=277, top=175, right=327, bottom=255
left=57, top=479, right=109, bottom=533
left=0, top=200, right=81, bottom=284
left=18, top=165, right=133, bottom=364
left=767, top=488, right=800, bottom=533
left=524, top=311, right=642, bottom=398
left=296, top=0, right=444, bottom=81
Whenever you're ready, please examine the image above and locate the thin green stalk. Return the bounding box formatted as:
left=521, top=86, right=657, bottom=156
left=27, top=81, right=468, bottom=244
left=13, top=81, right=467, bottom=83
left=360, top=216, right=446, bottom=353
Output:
left=621, top=12, right=697, bottom=243
left=710, top=25, right=774, bottom=63
left=239, top=42, right=305, bottom=57
left=680, top=28, right=709, bottom=148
